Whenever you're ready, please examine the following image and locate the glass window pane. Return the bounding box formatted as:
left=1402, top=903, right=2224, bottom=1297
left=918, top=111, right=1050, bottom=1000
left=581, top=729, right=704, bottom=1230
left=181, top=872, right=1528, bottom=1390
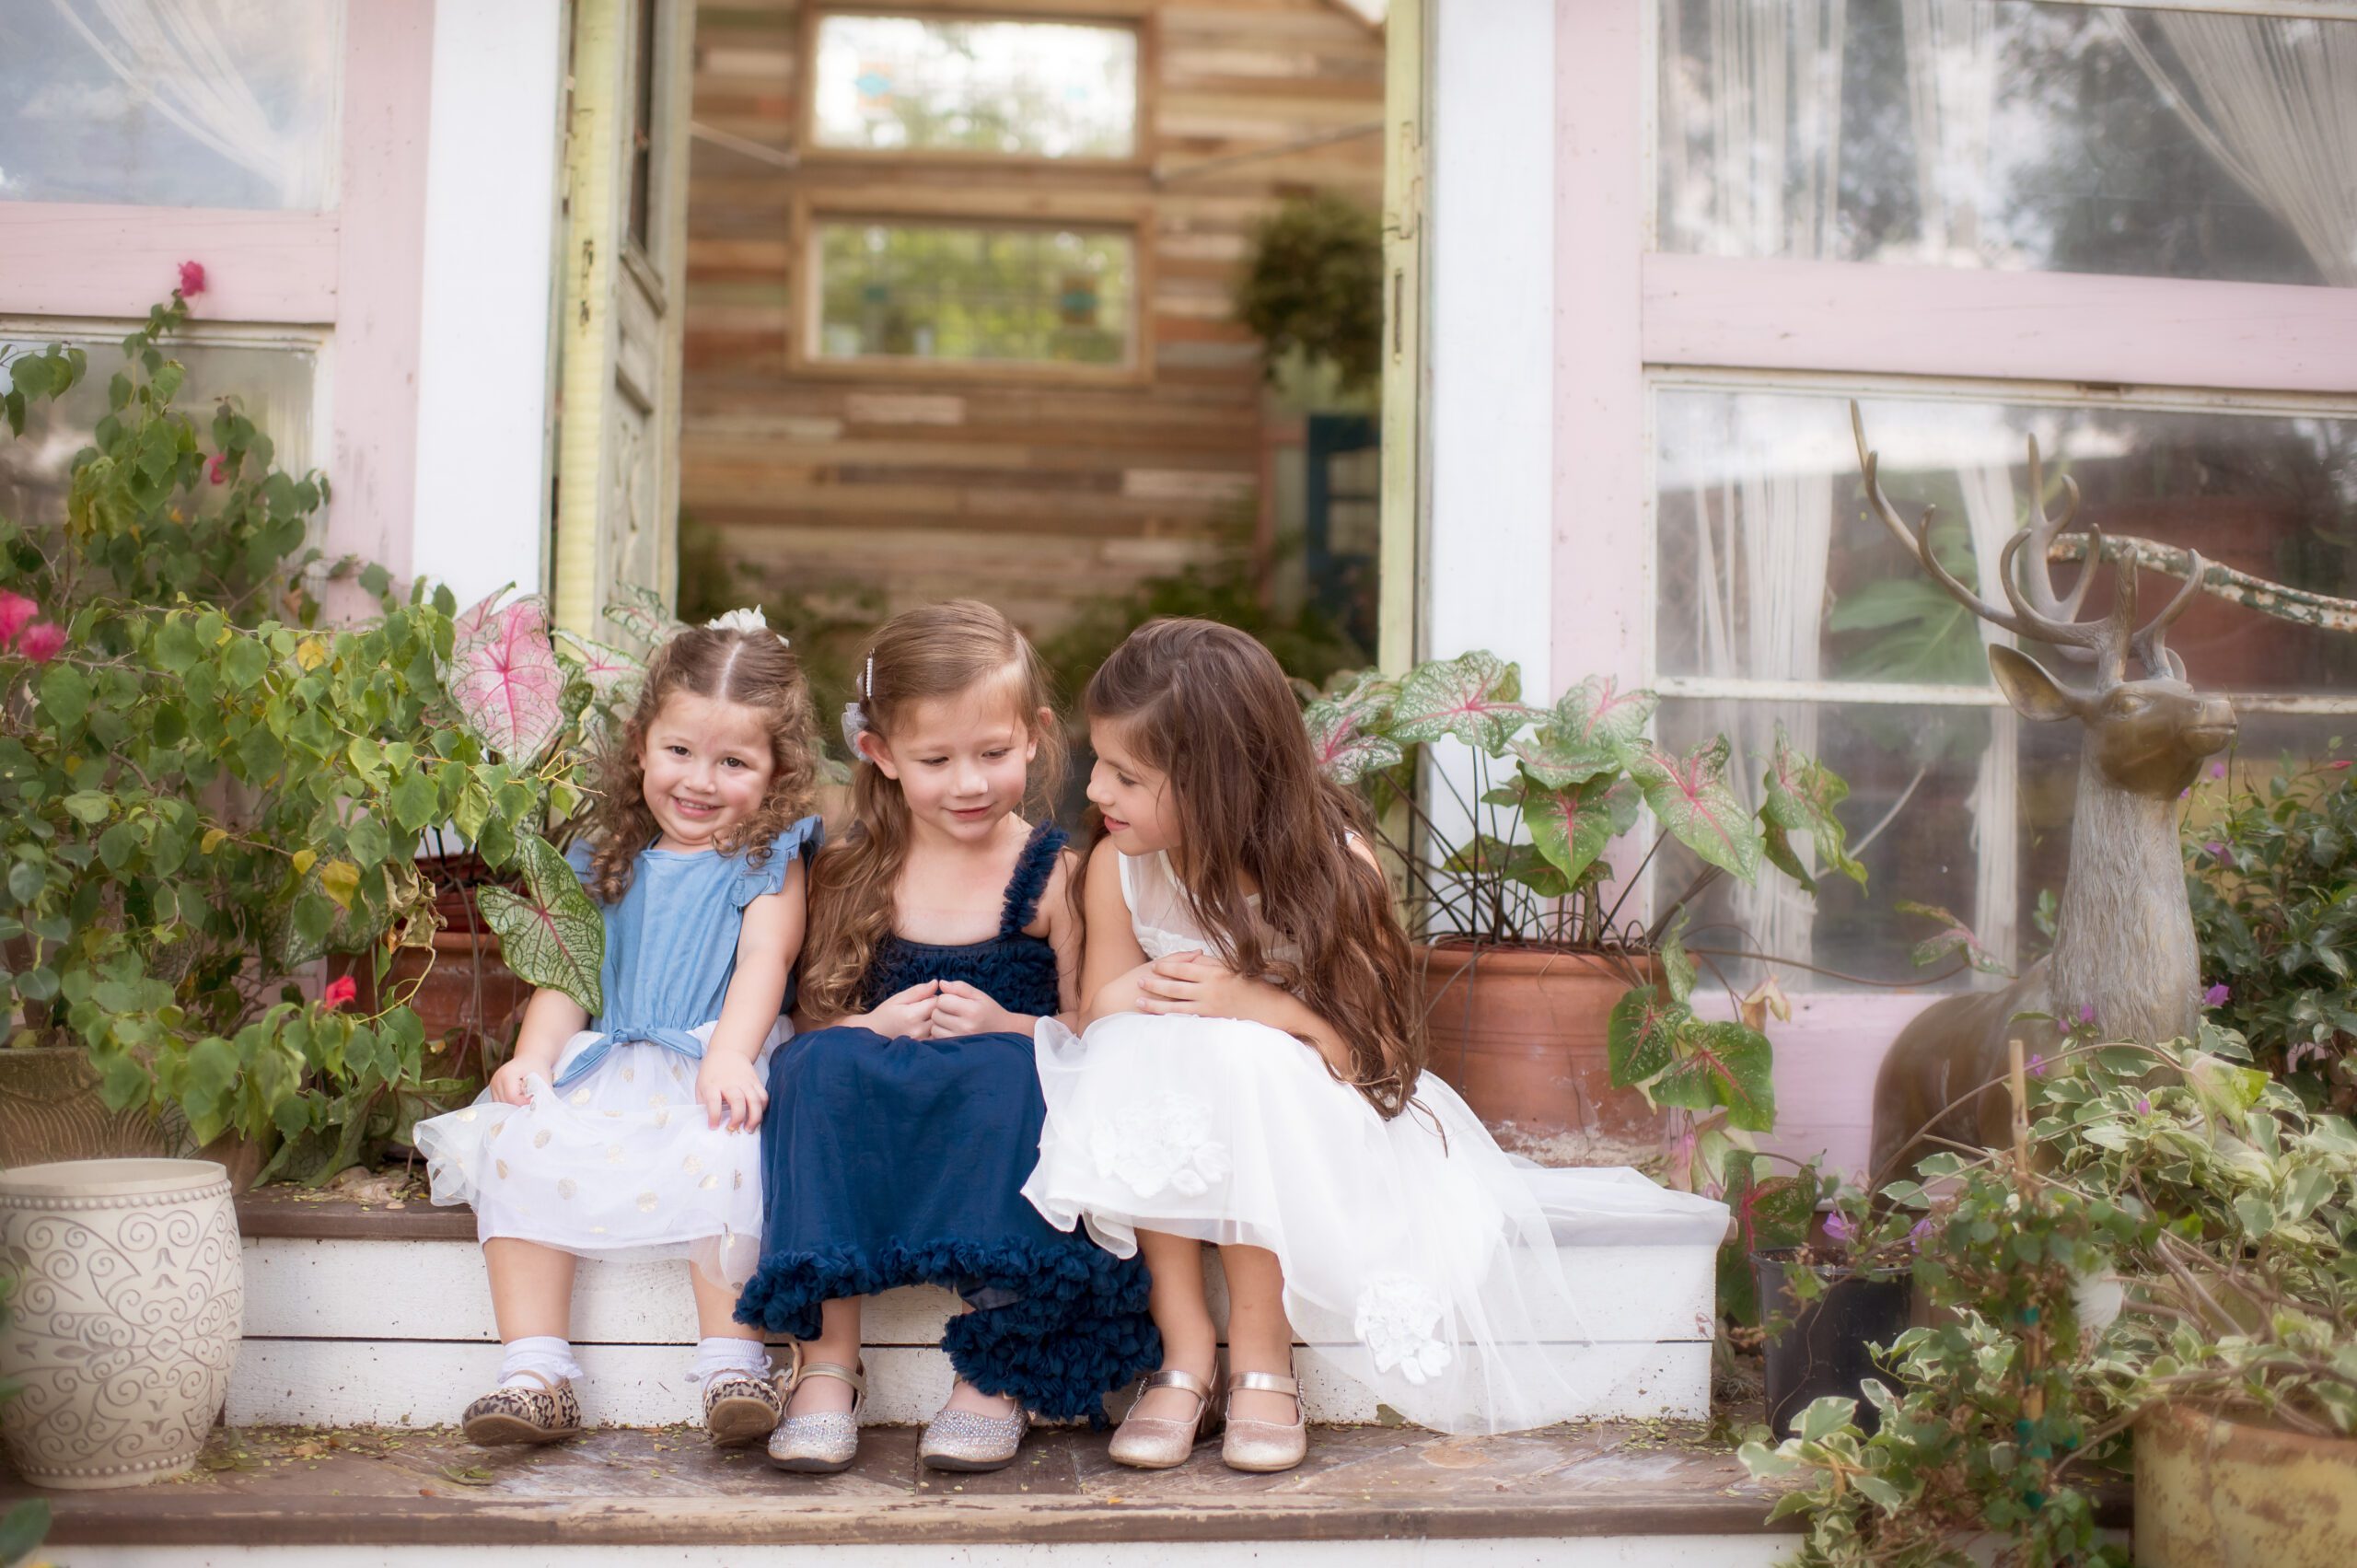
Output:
left=1655, top=0, right=2356, bottom=287
left=0, top=336, right=318, bottom=528
left=1650, top=383, right=2357, bottom=993
left=0, top=1, right=343, bottom=211
left=811, top=15, right=1138, bottom=159
left=1655, top=387, right=2357, bottom=697
left=813, top=221, right=1137, bottom=367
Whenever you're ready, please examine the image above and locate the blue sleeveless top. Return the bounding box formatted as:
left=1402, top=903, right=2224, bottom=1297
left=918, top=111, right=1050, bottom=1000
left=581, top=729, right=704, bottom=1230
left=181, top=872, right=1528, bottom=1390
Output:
left=859, top=820, right=1065, bottom=1016
left=554, top=817, right=823, bottom=1087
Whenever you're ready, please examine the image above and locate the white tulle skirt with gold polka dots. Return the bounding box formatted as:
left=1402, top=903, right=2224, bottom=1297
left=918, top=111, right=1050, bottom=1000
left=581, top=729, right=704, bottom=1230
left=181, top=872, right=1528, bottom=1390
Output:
left=415, top=1019, right=788, bottom=1290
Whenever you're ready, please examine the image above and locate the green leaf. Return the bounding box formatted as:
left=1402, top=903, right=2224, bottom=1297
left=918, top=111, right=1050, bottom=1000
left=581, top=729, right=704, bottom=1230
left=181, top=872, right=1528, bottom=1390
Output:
left=1607, top=983, right=1686, bottom=1087
left=1798, top=1395, right=1858, bottom=1443
left=1527, top=772, right=1640, bottom=888
left=1, top=1496, right=53, bottom=1567
left=1384, top=651, right=1534, bottom=754
left=222, top=636, right=269, bottom=691
left=37, top=665, right=91, bottom=728
left=61, top=790, right=113, bottom=825
left=1653, top=1020, right=1777, bottom=1132
left=1631, top=736, right=1763, bottom=884
left=476, top=833, right=604, bottom=1014
left=389, top=771, right=438, bottom=834
left=1657, top=903, right=1697, bottom=1005
left=1514, top=675, right=1657, bottom=786
left=1302, top=670, right=1403, bottom=785
left=1759, top=724, right=1865, bottom=889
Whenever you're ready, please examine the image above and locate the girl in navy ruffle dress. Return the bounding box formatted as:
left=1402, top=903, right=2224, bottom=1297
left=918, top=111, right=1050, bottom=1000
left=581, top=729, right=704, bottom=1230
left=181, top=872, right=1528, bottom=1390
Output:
left=737, top=600, right=1156, bottom=1475
left=418, top=621, right=823, bottom=1450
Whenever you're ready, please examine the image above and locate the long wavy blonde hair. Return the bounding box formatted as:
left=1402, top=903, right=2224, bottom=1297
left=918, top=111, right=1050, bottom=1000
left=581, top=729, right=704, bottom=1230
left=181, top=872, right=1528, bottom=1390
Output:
left=797, top=600, right=1065, bottom=1021
left=1085, top=619, right=1425, bottom=1118
left=580, top=625, right=821, bottom=903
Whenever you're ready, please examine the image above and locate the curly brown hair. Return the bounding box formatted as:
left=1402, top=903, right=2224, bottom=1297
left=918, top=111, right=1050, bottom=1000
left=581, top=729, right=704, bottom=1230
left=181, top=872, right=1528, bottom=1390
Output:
left=798, top=600, right=1065, bottom=1021
left=580, top=625, right=821, bottom=903
left=1085, top=618, right=1425, bottom=1119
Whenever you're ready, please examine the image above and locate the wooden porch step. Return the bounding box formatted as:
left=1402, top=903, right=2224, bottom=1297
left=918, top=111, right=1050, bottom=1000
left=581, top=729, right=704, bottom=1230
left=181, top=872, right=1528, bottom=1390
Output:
left=229, top=1191, right=1721, bottom=1431
left=9, top=1421, right=1802, bottom=1566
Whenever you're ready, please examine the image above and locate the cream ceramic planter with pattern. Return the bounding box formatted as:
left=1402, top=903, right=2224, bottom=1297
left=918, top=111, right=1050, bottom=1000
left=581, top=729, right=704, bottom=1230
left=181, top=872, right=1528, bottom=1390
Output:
left=0, top=1158, right=243, bottom=1489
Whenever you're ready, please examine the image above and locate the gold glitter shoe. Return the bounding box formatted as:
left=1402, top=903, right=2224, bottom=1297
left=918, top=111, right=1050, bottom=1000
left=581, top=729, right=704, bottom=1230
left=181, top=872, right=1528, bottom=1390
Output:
left=1220, top=1369, right=1306, bottom=1473
left=460, top=1369, right=585, bottom=1446
left=917, top=1394, right=1031, bottom=1473
left=704, top=1342, right=796, bottom=1448
left=765, top=1359, right=865, bottom=1474
left=1108, top=1368, right=1224, bottom=1469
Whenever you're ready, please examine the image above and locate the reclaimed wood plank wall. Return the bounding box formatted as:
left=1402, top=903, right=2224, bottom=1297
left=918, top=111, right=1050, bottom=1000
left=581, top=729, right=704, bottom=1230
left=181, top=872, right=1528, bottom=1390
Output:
left=682, top=0, right=1385, bottom=636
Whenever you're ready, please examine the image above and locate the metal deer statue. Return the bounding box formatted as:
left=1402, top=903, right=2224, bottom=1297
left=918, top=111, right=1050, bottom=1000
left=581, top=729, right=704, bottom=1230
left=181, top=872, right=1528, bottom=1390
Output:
left=1852, top=406, right=2239, bottom=1185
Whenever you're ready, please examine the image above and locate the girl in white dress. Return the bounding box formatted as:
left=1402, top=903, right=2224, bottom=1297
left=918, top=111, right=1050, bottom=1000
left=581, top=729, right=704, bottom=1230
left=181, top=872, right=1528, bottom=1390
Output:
left=1024, top=620, right=1593, bottom=1470
left=416, top=621, right=822, bottom=1449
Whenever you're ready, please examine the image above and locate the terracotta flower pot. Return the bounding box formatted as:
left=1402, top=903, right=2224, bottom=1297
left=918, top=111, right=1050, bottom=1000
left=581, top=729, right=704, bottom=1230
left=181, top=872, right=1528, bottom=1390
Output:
left=0, top=1158, right=244, bottom=1489
left=0, top=1047, right=172, bottom=1169
left=2135, top=1401, right=2357, bottom=1567
left=1414, top=943, right=1667, bottom=1164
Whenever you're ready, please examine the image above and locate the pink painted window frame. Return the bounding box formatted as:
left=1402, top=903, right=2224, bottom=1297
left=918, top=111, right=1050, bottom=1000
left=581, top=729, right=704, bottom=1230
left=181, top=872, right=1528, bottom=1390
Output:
left=0, top=1, right=435, bottom=579
left=1551, top=0, right=2357, bottom=1174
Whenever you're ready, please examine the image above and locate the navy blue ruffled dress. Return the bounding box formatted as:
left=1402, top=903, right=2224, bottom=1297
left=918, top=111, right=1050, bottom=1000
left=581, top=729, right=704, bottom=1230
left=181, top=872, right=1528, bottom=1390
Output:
left=735, top=821, right=1159, bottom=1422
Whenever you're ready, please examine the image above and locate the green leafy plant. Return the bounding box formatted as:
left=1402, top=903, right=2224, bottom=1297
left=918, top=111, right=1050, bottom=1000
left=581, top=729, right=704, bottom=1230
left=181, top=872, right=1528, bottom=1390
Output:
left=1745, top=1026, right=2356, bottom=1564
left=0, top=283, right=632, bottom=1184
left=1303, top=652, right=1861, bottom=1166
left=2188, top=748, right=2357, bottom=1114
left=1234, top=193, right=1383, bottom=395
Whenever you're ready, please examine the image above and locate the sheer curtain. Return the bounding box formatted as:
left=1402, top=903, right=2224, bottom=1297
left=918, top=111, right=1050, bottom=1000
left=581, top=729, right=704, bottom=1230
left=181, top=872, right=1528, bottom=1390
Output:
left=1954, top=462, right=2020, bottom=972
left=1898, top=0, right=1998, bottom=264
left=1662, top=0, right=1852, bottom=259
left=1689, top=459, right=1834, bottom=968
left=49, top=0, right=339, bottom=210
left=2110, top=8, right=2357, bottom=287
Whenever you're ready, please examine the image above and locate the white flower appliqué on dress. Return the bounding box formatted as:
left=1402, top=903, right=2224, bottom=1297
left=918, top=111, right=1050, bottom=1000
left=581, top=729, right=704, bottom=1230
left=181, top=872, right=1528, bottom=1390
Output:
left=1354, top=1276, right=1455, bottom=1385
left=1088, top=1091, right=1232, bottom=1199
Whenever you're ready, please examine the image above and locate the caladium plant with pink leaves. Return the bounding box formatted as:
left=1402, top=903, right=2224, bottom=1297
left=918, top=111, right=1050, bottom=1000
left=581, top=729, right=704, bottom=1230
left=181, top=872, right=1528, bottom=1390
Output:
left=1300, top=649, right=1864, bottom=1142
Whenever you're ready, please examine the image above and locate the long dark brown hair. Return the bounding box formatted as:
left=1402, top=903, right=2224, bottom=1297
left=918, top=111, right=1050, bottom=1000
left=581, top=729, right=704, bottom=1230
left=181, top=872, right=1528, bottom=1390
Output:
left=581, top=625, right=821, bottom=903
left=798, top=599, right=1065, bottom=1020
left=1086, top=618, right=1424, bottom=1118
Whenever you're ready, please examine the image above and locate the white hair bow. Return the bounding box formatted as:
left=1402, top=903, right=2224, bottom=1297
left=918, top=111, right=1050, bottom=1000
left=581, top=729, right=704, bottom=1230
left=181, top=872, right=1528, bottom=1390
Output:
left=704, top=606, right=789, bottom=648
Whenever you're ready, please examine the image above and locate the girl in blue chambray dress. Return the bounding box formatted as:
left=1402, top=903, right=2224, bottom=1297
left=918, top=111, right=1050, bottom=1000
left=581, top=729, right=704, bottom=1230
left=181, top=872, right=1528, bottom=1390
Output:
left=417, top=621, right=822, bottom=1451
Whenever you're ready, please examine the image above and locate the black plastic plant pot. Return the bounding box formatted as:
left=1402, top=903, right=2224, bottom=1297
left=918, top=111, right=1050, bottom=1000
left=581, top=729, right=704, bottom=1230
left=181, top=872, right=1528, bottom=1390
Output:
left=1753, top=1249, right=1911, bottom=1440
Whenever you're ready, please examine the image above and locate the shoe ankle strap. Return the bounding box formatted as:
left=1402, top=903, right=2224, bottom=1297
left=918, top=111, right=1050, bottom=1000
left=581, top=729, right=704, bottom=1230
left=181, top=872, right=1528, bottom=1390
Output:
left=1227, top=1370, right=1299, bottom=1397
left=792, top=1359, right=866, bottom=1396
left=505, top=1368, right=562, bottom=1394
left=1141, top=1368, right=1213, bottom=1403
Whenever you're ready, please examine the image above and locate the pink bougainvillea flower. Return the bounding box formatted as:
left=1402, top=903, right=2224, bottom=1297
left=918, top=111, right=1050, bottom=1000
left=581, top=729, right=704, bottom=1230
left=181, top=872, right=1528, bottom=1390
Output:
left=2331, top=760, right=2352, bottom=771
left=15, top=621, right=66, bottom=663
left=209, top=454, right=229, bottom=484
left=0, top=591, right=36, bottom=648
left=320, top=975, right=358, bottom=1012
left=178, top=261, right=206, bottom=297
left=2202, top=982, right=2231, bottom=1008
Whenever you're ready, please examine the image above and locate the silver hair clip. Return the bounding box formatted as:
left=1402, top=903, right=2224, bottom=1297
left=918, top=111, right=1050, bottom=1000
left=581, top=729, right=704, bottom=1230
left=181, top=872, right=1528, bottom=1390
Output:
left=841, top=655, right=874, bottom=755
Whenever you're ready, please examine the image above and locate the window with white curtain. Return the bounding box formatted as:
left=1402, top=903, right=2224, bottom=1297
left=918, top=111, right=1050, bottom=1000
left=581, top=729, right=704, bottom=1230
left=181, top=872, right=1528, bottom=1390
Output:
left=808, top=13, right=1140, bottom=160
left=0, top=1, right=343, bottom=211
left=1649, top=380, right=2357, bottom=991
left=1655, top=0, right=2357, bottom=287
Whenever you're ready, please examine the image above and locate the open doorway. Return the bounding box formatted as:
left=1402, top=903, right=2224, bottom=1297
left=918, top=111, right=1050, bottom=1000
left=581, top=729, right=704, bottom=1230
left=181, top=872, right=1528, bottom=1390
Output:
left=675, top=0, right=1395, bottom=721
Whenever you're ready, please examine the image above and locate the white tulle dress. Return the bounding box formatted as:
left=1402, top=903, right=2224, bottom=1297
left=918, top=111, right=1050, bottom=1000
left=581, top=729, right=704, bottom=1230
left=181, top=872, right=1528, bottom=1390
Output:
left=1025, top=847, right=1668, bottom=1434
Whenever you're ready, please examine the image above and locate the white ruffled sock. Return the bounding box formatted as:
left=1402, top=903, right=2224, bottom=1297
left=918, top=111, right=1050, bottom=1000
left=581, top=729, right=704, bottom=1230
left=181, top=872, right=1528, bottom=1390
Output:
left=692, top=1336, right=770, bottom=1385
left=498, top=1335, right=583, bottom=1389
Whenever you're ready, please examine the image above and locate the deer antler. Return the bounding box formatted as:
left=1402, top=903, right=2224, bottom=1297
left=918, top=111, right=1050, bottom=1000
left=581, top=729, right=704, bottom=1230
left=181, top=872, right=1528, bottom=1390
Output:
left=1852, top=403, right=2109, bottom=665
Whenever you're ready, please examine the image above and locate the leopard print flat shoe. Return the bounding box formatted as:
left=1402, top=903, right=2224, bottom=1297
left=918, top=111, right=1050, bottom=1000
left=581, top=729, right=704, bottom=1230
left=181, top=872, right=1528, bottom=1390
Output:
left=704, top=1343, right=797, bottom=1447
left=460, top=1368, right=586, bottom=1446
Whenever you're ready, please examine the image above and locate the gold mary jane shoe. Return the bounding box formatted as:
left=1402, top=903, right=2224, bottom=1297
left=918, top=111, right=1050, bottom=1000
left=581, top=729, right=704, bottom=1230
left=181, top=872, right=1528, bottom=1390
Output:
left=918, top=1398, right=1032, bottom=1473
left=765, top=1359, right=866, bottom=1474
left=1220, top=1369, right=1307, bottom=1473
left=1109, top=1368, right=1225, bottom=1469
left=704, top=1342, right=797, bottom=1448
left=460, top=1370, right=585, bottom=1447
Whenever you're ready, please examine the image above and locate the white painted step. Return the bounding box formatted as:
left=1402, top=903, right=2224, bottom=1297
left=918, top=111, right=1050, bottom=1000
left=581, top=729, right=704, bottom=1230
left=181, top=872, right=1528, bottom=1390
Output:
left=227, top=1234, right=1718, bottom=1428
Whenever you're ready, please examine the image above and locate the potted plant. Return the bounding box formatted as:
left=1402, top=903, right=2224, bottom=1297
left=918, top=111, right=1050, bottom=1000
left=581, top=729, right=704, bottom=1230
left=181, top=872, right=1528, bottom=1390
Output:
left=1301, top=652, right=1862, bottom=1164
left=1743, top=1025, right=2355, bottom=1567
left=0, top=278, right=615, bottom=1187
left=1749, top=1173, right=1916, bottom=1440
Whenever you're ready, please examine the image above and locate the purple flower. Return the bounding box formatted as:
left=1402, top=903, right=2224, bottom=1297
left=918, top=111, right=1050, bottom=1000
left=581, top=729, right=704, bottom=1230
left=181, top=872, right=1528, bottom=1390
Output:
left=2136, top=1098, right=2152, bottom=1115
left=2210, top=762, right=2226, bottom=780
left=1907, top=1218, right=1933, bottom=1249
left=2202, top=982, right=2230, bottom=1008
left=2027, top=1053, right=2048, bottom=1077
left=2204, top=841, right=2225, bottom=858
left=1823, top=1211, right=1857, bottom=1248
left=2077, top=1004, right=2097, bottom=1028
